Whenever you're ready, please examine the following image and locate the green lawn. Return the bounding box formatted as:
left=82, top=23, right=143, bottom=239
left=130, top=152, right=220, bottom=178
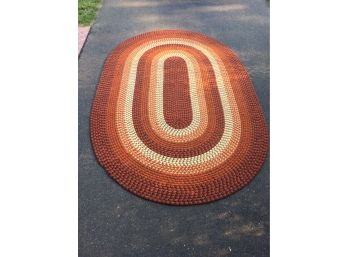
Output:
left=78, top=0, right=102, bottom=26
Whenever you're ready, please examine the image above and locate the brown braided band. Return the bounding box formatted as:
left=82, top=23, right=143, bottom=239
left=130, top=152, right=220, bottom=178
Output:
left=90, top=30, right=268, bottom=205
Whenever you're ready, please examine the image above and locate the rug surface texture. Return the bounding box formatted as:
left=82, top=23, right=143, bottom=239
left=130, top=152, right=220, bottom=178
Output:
left=90, top=30, right=268, bottom=205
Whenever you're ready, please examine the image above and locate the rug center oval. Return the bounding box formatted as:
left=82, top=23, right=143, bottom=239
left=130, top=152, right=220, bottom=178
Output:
left=90, top=30, right=268, bottom=205
left=163, top=56, right=192, bottom=129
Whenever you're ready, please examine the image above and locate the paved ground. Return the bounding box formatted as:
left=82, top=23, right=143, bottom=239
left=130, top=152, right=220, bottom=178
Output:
left=79, top=27, right=90, bottom=55
left=79, top=0, right=269, bottom=256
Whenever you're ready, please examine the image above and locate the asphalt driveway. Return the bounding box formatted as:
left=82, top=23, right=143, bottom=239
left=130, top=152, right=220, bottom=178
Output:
left=79, top=0, right=269, bottom=256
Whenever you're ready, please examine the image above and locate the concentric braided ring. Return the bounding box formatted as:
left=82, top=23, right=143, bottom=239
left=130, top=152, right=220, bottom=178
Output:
left=90, top=30, right=268, bottom=205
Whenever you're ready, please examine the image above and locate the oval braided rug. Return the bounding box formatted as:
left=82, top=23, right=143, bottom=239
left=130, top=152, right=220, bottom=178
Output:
left=90, top=30, right=268, bottom=205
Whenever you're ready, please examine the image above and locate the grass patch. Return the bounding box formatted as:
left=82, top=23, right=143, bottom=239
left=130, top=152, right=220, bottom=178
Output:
left=78, top=0, right=102, bottom=26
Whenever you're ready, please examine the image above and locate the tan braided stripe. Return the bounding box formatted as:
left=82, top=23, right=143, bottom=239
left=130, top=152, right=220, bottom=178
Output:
left=90, top=30, right=268, bottom=205
left=148, top=49, right=210, bottom=143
